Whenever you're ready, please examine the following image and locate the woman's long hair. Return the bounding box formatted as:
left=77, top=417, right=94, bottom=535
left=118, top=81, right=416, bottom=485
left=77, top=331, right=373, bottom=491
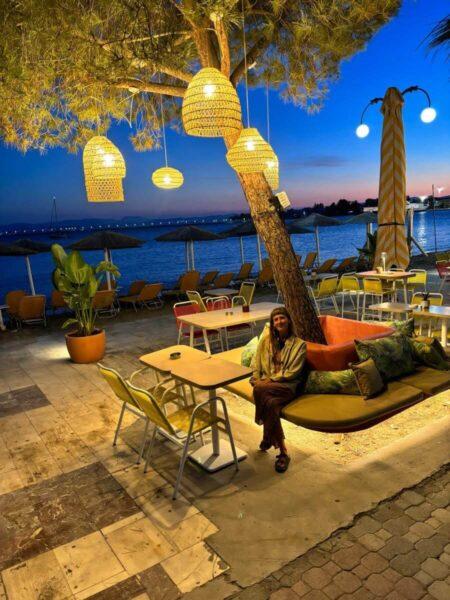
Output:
left=269, top=307, right=294, bottom=363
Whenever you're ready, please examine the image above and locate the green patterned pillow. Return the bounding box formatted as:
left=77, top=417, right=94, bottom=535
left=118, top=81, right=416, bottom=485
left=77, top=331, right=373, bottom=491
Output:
left=305, top=369, right=360, bottom=395
left=241, top=336, right=259, bottom=367
left=409, top=339, right=450, bottom=371
left=355, top=333, right=415, bottom=381
left=388, top=318, right=415, bottom=337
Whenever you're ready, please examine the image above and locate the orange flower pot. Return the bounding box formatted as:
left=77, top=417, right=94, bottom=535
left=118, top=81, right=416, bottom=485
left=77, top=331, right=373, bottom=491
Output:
left=65, top=329, right=106, bottom=364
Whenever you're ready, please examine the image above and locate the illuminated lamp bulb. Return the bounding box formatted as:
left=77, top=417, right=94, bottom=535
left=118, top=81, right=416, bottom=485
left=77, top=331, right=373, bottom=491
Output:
left=356, top=124, right=370, bottom=138
left=420, top=107, right=436, bottom=123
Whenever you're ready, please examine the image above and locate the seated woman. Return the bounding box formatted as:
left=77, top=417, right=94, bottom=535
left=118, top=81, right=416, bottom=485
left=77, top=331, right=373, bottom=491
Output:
left=251, top=307, right=307, bottom=473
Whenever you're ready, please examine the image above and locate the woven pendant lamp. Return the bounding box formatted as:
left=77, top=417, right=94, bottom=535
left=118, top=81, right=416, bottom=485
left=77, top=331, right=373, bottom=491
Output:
left=83, top=136, right=125, bottom=202
left=226, top=127, right=276, bottom=173
left=182, top=67, right=242, bottom=137
left=152, top=167, right=184, bottom=189
left=264, top=156, right=279, bottom=189
left=151, top=90, right=184, bottom=190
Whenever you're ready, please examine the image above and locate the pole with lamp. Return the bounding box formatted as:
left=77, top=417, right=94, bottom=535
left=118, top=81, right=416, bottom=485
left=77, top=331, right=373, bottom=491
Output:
left=356, top=85, right=437, bottom=267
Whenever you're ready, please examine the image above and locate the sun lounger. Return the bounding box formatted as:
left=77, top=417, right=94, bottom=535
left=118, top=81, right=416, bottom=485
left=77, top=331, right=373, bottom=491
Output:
left=93, top=290, right=118, bottom=317
left=16, top=295, right=47, bottom=328
left=302, top=252, right=317, bottom=271
left=316, top=258, right=337, bottom=274
left=333, top=256, right=356, bottom=273
left=164, top=271, right=200, bottom=299
left=233, top=262, right=254, bottom=283
left=212, top=272, right=234, bottom=288
left=120, top=283, right=163, bottom=311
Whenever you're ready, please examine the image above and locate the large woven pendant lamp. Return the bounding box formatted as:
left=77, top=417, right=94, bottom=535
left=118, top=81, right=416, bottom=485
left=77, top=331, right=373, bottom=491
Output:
left=83, top=136, right=126, bottom=202
left=182, top=67, right=242, bottom=137
left=226, top=2, right=276, bottom=174
left=152, top=90, right=183, bottom=190
left=264, top=81, right=279, bottom=189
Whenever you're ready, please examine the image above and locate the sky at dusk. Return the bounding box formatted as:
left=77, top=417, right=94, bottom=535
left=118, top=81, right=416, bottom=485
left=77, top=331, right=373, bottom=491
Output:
left=0, top=0, right=448, bottom=225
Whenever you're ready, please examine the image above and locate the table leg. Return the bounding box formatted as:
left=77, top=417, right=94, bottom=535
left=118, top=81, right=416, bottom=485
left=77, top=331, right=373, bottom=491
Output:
left=403, top=279, right=408, bottom=303
left=441, top=320, right=448, bottom=348
left=203, top=329, right=211, bottom=354
left=189, top=326, right=194, bottom=347
left=188, top=390, right=247, bottom=473
left=0, top=310, right=5, bottom=331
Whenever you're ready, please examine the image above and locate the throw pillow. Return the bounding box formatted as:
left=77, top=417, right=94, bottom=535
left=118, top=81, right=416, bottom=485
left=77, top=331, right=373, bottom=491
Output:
left=388, top=318, right=415, bottom=337
left=241, top=336, right=259, bottom=367
left=350, top=358, right=386, bottom=399
left=355, top=333, right=415, bottom=381
left=409, top=338, right=450, bottom=371
left=415, top=336, right=448, bottom=361
left=305, top=369, right=360, bottom=395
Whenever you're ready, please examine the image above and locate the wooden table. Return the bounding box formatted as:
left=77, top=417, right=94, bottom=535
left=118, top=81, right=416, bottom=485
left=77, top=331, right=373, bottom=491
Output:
left=412, top=305, right=450, bottom=347
left=357, top=270, right=415, bottom=302
left=170, top=357, right=251, bottom=472
left=204, top=288, right=239, bottom=298
left=139, top=345, right=208, bottom=374
left=177, top=301, right=282, bottom=353
left=368, top=302, right=415, bottom=319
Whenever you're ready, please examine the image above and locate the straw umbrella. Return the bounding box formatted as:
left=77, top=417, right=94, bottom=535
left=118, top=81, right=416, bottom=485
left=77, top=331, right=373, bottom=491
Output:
left=70, top=231, right=144, bottom=289
left=374, top=87, right=409, bottom=269
left=155, top=225, right=221, bottom=270
left=221, top=221, right=262, bottom=269
left=287, top=213, right=341, bottom=263
left=345, top=212, right=378, bottom=243
left=0, top=242, right=40, bottom=295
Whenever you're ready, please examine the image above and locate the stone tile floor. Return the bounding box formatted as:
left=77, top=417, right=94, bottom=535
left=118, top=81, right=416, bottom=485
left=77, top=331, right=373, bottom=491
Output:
left=228, top=467, right=450, bottom=600
left=0, top=282, right=449, bottom=599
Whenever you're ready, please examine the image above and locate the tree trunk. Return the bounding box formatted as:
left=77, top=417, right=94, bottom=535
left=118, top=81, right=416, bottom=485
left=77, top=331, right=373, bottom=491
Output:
left=223, top=134, right=325, bottom=343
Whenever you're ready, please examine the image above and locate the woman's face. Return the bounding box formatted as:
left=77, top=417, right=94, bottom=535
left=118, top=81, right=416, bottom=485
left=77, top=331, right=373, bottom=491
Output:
left=273, top=314, right=289, bottom=336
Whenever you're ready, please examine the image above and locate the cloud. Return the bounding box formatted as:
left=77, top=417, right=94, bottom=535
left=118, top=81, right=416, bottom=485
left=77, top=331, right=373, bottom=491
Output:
left=285, top=155, right=349, bottom=168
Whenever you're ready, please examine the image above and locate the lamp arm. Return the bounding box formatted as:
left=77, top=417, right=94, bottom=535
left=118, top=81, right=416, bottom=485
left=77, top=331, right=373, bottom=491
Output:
left=359, top=97, right=383, bottom=124
left=401, top=85, right=432, bottom=107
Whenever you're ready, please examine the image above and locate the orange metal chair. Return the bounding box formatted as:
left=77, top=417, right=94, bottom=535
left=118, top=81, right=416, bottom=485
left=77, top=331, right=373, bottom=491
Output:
left=6, top=290, right=26, bottom=321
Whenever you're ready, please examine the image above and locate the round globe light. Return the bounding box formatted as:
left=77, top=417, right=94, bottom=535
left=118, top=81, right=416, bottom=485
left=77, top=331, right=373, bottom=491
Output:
left=356, top=124, right=369, bottom=138
left=420, top=107, right=436, bottom=123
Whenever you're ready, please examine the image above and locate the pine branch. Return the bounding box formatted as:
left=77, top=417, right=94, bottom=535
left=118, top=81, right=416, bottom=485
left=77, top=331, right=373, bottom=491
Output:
left=230, top=35, right=270, bottom=86
left=111, top=78, right=186, bottom=97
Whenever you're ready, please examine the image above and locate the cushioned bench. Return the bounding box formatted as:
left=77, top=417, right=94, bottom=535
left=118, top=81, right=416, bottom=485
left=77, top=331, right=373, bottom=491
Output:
left=218, top=347, right=450, bottom=433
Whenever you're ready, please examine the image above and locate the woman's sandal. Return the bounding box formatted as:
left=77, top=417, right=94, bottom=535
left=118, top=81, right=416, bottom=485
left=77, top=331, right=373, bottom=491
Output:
left=275, top=453, right=291, bottom=473
left=259, top=440, right=272, bottom=451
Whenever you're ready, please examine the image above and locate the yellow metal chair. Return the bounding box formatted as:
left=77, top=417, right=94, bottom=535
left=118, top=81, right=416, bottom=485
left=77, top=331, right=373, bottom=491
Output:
left=361, top=277, right=394, bottom=320
left=126, top=381, right=239, bottom=499
left=406, top=269, right=427, bottom=297
left=310, top=275, right=339, bottom=315
left=98, top=363, right=181, bottom=463
left=186, top=290, right=207, bottom=312
left=232, top=281, right=255, bottom=307
left=336, top=275, right=363, bottom=319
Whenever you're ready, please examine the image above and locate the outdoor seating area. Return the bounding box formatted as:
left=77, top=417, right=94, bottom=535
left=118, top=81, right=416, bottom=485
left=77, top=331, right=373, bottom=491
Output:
left=0, top=2, right=449, bottom=599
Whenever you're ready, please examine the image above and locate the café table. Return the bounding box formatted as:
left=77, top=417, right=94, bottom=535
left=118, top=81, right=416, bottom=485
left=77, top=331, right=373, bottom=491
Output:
left=204, top=288, right=239, bottom=298
left=170, top=356, right=251, bottom=472
left=412, top=305, right=450, bottom=347
left=368, top=302, right=416, bottom=320
left=357, top=270, right=415, bottom=302
left=177, top=301, right=282, bottom=353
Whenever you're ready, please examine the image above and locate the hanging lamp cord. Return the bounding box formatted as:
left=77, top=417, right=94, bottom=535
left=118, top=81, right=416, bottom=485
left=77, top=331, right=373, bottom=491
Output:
left=266, top=79, right=270, bottom=142
left=242, top=0, right=250, bottom=127
left=158, top=75, right=169, bottom=166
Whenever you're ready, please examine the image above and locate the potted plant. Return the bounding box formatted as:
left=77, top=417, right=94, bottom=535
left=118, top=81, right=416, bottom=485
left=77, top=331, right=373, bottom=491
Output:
left=51, top=244, right=120, bottom=363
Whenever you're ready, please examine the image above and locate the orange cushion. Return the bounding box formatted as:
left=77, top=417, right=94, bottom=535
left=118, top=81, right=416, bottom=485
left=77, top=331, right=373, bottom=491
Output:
left=306, top=316, right=394, bottom=371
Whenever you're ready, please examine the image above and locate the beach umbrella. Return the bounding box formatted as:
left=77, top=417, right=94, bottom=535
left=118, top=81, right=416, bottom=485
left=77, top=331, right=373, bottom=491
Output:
left=288, top=213, right=341, bottom=263
left=221, top=221, right=263, bottom=268
left=70, top=231, right=143, bottom=289
left=374, top=87, right=409, bottom=269
left=345, top=212, right=378, bottom=240
left=155, top=225, right=221, bottom=270
left=0, top=242, right=40, bottom=295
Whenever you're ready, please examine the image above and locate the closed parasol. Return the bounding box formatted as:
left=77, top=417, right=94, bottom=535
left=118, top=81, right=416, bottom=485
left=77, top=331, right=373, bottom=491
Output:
left=374, top=87, right=409, bottom=269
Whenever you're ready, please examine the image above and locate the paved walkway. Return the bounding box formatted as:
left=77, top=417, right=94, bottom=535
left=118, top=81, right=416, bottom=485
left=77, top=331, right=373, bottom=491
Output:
left=227, top=466, right=450, bottom=600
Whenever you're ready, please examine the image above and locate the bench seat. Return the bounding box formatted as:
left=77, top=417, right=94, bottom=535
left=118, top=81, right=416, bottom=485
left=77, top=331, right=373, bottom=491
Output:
left=397, top=366, right=450, bottom=396
left=218, top=346, right=428, bottom=433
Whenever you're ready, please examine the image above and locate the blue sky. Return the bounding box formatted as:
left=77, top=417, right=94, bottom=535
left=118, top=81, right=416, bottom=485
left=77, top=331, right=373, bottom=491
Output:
left=0, top=0, right=448, bottom=225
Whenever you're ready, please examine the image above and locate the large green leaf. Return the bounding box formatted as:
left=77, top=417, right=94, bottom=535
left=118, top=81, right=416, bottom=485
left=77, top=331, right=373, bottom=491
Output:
left=61, top=317, right=79, bottom=330
left=51, top=244, right=67, bottom=269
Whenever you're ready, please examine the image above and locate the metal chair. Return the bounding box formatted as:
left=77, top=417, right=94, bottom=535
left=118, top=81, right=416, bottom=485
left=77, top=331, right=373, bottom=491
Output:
left=361, top=277, right=394, bottom=320
left=127, top=380, right=239, bottom=499
left=336, top=274, right=364, bottom=319
left=310, top=275, right=339, bottom=315
left=232, top=281, right=255, bottom=307
left=173, top=301, right=223, bottom=351
left=186, top=290, right=208, bottom=312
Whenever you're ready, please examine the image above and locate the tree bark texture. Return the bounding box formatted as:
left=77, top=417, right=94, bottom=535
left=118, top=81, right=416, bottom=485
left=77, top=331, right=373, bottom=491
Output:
left=224, top=135, right=325, bottom=343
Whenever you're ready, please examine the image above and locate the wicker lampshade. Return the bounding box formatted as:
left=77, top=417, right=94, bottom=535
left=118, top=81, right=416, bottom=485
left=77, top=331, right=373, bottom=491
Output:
left=83, top=136, right=125, bottom=202
left=264, top=155, right=279, bottom=190
left=182, top=67, right=242, bottom=137
left=152, top=166, right=184, bottom=189
left=226, top=128, right=276, bottom=174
